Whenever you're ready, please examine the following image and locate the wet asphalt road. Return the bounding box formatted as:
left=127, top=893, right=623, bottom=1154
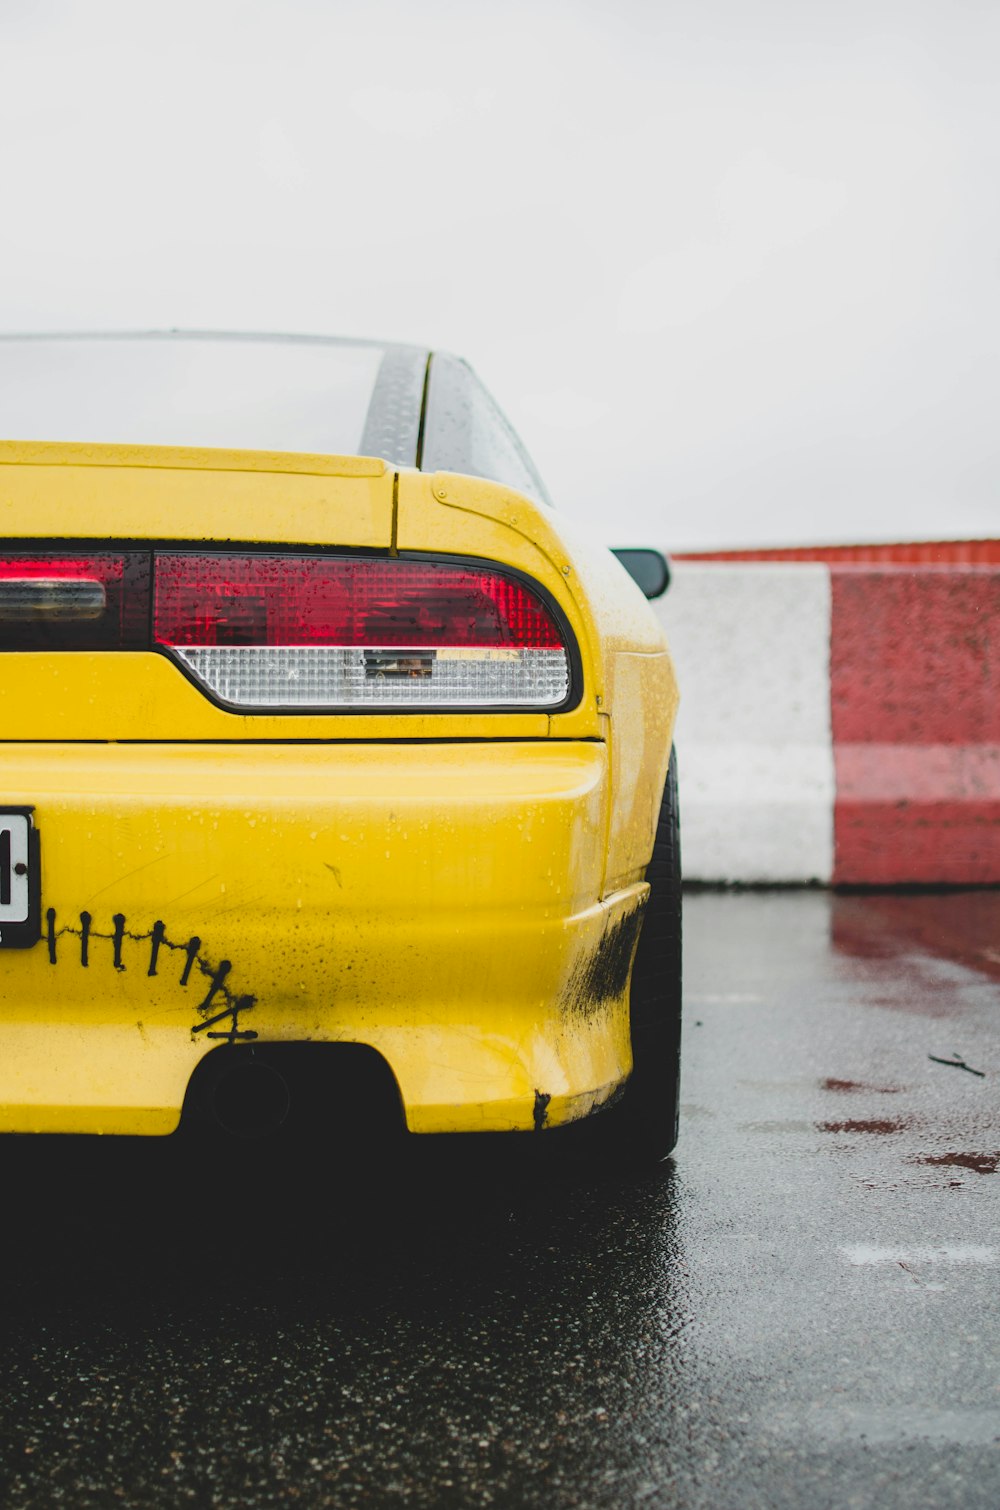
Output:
left=0, top=891, right=998, bottom=1509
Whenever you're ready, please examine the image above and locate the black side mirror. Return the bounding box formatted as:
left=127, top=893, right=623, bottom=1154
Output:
left=611, top=548, right=671, bottom=600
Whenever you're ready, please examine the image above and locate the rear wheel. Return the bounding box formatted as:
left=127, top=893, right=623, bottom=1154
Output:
left=604, top=747, right=682, bottom=1164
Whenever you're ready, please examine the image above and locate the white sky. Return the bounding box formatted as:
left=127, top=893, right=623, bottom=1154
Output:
left=1, top=0, right=997, bottom=549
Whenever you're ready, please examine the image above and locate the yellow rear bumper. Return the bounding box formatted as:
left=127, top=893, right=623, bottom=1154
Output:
left=0, top=742, right=643, bottom=1135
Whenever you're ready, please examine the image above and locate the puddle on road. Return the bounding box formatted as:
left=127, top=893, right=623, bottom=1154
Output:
left=831, top=892, right=1000, bottom=1023
left=739, top=1119, right=817, bottom=1134
left=860, top=1179, right=967, bottom=1191
left=687, top=993, right=763, bottom=1005
left=766, top=1403, right=1000, bottom=1445
left=820, top=1077, right=903, bottom=1095
left=915, top=1151, right=1000, bottom=1175
left=839, top=1243, right=999, bottom=1266
left=819, top=1118, right=910, bottom=1135
left=833, top=892, right=1000, bottom=985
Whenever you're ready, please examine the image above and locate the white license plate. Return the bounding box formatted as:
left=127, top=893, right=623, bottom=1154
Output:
left=0, top=809, right=40, bottom=949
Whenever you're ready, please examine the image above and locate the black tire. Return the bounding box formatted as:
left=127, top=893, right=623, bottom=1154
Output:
left=603, top=747, right=682, bottom=1164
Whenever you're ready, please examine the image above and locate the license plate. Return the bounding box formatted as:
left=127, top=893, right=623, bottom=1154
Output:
left=0, top=809, right=40, bottom=949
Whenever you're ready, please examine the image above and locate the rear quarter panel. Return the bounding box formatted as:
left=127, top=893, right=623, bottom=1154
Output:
left=397, top=470, right=679, bottom=889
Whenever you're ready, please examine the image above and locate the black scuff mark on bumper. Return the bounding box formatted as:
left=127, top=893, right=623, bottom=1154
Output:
left=42, top=907, right=257, bottom=1042
left=593, top=1079, right=627, bottom=1116
left=147, top=919, right=165, bottom=976
left=79, top=910, right=91, bottom=966
left=194, top=996, right=256, bottom=1042
left=533, top=1089, right=551, bottom=1132
left=111, top=913, right=126, bottom=971
left=180, top=935, right=201, bottom=986
left=560, top=896, right=647, bottom=1022
left=197, top=959, right=232, bottom=1014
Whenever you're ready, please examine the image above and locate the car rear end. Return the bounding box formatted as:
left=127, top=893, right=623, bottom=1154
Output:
left=0, top=342, right=677, bottom=1139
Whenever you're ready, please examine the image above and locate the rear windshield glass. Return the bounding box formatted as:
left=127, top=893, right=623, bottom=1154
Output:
left=0, top=335, right=385, bottom=455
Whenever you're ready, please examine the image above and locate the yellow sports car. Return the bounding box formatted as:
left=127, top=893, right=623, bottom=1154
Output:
left=0, top=333, right=681, bottom=1160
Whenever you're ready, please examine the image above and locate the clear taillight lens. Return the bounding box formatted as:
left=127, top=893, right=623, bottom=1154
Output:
left=153, top=554, right=571, bottom=709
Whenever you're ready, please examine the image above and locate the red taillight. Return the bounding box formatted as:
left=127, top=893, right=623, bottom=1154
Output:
left=153, top=555, right=564, bottom=649
left=0, top=548, right=572, bottom=709
left=0, top=553, right=148, bottom=649
left=153, top=554, right=570, bottom=709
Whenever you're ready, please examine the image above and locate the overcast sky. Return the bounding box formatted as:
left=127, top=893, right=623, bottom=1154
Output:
left=1, top=0, right=997, bottom=549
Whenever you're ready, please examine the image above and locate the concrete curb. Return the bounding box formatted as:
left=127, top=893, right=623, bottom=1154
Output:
left=656, top=552, right=1000, bottom=886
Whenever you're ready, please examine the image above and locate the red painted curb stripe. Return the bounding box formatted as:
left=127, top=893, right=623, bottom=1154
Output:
left=831, top=566, right=1000, bottom=885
